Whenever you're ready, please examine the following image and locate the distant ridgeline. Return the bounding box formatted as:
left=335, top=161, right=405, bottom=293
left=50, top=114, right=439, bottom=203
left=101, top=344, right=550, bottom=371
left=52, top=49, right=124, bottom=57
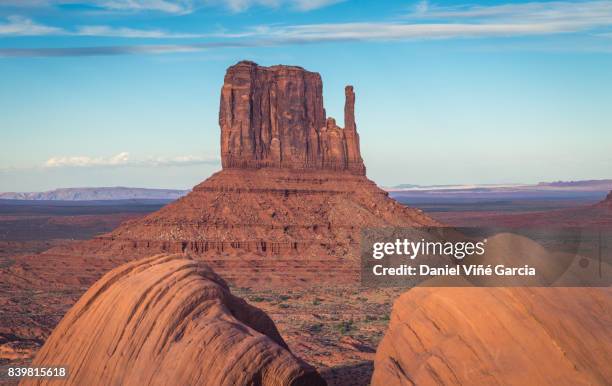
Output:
left=0, top=187, right=190, bottom=201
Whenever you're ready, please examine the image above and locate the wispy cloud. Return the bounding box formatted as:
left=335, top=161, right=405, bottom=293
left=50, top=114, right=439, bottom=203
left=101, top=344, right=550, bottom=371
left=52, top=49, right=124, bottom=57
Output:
left=292, top=0, right=343, bottom=12
left=220, top=0, right=344, bottom=12
left=0, top=0, right=343, bottom=14
left=408, top=0, right=612, bottom=23
left=0, top=15, right=61, bottom=36
left=237, top=0, right=612, bottom=41
left=0, top=41, right=270, bottom=56
left=0, top=16, right=204, bottom=38
left=1, top=1, right=611, bottom=56
left=92, top=0, right=195, bottom=14
left=75, top=25, right=203, bottom=38
left=43, top=152, right=219, bottom=168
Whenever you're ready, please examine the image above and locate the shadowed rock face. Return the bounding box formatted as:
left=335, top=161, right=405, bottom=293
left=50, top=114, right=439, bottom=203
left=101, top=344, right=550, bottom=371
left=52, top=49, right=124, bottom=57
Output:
left=601, top=190, right=612, bottom=208
left=372, top=287, right=612, bottom=386
left=220, top=61, right=364, bottom=174
left=22, top=254, right=326, bottom=386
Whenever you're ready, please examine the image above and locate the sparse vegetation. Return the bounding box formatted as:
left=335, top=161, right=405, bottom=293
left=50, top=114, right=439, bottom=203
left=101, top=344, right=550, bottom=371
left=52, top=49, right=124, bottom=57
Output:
left=336, top=320, right=355, bottom=335
left=308, top=323, right=324, bottom=333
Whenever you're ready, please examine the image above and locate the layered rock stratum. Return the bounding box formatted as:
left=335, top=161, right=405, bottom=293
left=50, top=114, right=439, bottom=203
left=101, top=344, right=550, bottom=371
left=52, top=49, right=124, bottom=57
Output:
left=22, top=254, right=325, bottom=386
left=372, top=287, right=612, bottom=386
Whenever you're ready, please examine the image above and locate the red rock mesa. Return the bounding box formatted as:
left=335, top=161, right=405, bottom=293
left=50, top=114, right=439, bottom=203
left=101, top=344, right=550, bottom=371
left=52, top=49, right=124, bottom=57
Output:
left=23, top=254, right=325, bottom=386
left=49, top=61, right=436, bottom=286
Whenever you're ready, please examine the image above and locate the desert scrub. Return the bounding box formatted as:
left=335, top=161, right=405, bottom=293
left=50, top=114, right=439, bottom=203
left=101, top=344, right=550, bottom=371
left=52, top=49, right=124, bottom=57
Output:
left=336, top=320, right=355, bottom=335
left=308, top=323, right=324, bottom=333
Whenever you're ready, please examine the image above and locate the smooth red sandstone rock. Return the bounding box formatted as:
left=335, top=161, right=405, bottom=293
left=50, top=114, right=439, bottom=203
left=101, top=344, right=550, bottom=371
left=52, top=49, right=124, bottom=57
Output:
left=220, top=61, right=364, bottom=174
left=22, top=254, right=325, bottom=386
left=372, top=287, right=612, bottom=386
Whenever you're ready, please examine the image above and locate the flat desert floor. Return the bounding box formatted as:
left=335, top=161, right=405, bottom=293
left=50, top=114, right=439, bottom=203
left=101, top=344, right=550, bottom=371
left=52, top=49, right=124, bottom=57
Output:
left=0, top=195, right=609, bottom=386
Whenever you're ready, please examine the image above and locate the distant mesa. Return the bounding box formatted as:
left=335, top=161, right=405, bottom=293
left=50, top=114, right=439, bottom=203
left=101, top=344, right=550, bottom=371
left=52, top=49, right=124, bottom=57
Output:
left=24, top=254, right=325, bottom=386
left=537, top=179, right=612, bottom=190
left=0, top=187, right=189, bottom=201
left=372, top=287, right=612, bottom=385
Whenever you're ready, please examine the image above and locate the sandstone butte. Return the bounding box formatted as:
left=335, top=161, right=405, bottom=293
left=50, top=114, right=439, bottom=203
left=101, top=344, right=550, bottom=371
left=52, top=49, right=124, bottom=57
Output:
left=372, top=287, right=612, bottom=386
left=31, top=60, right=437, bottom=287
left=21, top=254, right=326, bottom=386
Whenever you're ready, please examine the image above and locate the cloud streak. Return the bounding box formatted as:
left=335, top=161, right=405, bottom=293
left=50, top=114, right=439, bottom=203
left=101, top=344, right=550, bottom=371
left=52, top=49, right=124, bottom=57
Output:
left=1, top=1, right=611, bottom=56
left=92, top=0, right=195, bottom=14
left=75, top=25, right=204, bottom=38
left=44, top=152, right=219, bottom=168
left=0, top=15, right=61, bottom=36
left=0, top=16, right=205, bottom=38
left=0, top=0, right=343, bottom=14
left=220, top=0, right=344, bottom=12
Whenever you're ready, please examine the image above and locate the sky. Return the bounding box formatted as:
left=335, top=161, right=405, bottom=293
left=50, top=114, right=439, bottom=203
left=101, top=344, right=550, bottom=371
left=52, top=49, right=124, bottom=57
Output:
left=0, top=0, right=611, bottom=191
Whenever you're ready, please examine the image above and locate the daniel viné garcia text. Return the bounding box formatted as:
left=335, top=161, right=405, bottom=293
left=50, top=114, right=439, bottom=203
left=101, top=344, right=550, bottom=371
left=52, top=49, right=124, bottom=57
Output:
left=360, top=227, right=611, bottom=287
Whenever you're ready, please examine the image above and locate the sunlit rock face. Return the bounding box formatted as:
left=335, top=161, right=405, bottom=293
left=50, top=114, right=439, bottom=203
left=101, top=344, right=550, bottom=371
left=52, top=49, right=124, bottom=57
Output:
left=220, top=61, right=365, bottom=174
left=372, top=287, right=612, bottom=386
left=23, top=254, right=326, bottom=386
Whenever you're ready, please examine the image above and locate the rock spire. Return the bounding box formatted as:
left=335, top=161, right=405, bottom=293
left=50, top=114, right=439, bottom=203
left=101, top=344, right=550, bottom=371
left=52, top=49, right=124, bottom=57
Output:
left=220, top=61, right=365, bottom=174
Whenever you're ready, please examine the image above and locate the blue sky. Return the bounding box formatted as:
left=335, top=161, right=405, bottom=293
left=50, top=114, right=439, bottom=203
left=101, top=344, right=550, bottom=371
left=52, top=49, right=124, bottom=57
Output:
left=0, top=0, right=611, bottom=191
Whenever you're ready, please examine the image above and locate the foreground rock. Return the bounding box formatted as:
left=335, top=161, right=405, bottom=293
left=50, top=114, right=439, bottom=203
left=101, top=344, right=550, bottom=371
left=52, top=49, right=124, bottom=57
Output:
left=372, top=287, right=612, bottom=386
left=22, top=254, right=325, bottom=386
